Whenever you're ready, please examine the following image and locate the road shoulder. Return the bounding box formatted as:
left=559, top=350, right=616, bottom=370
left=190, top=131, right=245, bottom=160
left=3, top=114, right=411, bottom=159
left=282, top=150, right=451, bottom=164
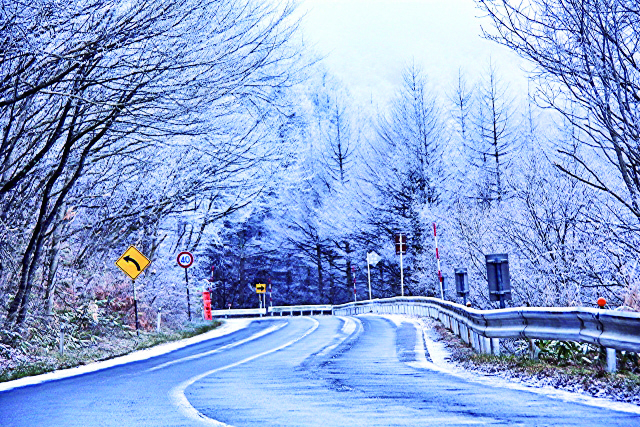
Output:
left=0, top=318, right=252, bottom=393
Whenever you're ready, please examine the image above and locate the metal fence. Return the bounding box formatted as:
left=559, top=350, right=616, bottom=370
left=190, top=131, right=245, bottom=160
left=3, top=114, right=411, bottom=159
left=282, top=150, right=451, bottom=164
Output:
left=333, top=296, right=640, bottom=373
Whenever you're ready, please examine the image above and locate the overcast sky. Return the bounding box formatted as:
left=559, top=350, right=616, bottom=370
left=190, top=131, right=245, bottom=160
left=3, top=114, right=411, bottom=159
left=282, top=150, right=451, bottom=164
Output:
left=297, top=0, right=530, bottom=107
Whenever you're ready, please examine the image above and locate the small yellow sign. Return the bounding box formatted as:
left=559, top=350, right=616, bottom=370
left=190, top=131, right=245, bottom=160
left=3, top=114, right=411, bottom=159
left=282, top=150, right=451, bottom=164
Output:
left=256, top=283, right=266, bottom=294
left=115, top=245, right=151, bottom=280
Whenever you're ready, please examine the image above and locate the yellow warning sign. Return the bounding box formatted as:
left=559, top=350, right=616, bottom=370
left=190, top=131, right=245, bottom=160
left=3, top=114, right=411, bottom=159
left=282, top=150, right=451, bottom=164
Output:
left=256, top=283, right=266, bottom=294
left=115, top=245, right=151, bottom=280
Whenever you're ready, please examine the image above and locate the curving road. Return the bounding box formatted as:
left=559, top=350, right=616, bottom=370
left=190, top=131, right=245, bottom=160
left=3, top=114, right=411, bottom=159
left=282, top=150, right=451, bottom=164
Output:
left=1, top=315, right=639, bottom=426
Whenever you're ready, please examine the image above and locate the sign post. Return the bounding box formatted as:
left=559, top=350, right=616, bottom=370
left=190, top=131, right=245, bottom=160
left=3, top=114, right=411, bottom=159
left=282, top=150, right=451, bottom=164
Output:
left=455, top=268, right=470, bottom=306
left=394, top=234, right=407, bottom=296
left=352, top=266, right=357, bottom=302
left=177, top=251, right=194, bottom=321
left=485, top=254, right=511, bottom=309
left=115, top=245, right=151, bottom=335
left=269, top=278, right=273, bottom=314
left=366, top=251, right=381, bottom=300
left=256, top=283, right=266, bottom=317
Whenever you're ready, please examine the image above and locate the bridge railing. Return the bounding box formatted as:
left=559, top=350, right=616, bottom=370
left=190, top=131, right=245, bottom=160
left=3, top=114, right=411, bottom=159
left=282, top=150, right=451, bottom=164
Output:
left=333, top=296, right=640, bottom=373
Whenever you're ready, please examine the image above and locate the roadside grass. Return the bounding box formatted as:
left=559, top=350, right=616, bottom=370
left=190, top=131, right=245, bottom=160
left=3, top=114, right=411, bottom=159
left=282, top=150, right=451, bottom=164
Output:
left=0, top=320, right=221, bottom=383
left=470, top=352, right=640, bottom=388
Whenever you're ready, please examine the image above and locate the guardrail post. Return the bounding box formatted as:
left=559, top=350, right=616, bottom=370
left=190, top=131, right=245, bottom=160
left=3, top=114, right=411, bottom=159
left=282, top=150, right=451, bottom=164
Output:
left=491, top=338, right=500, bottom=356
left=606, top=348, right=617, bottom=373
left=481, top=336, right=491, bottom=354
left=529, top=339, right=539, bottom=360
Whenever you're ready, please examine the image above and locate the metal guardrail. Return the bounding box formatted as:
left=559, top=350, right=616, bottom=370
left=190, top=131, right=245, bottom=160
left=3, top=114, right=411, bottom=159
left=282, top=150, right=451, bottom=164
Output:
left=210, top=305, right=333, bottom=318
left=333, top=296, right=640, bottom=372
left=270, top=305, right=333, bottom=316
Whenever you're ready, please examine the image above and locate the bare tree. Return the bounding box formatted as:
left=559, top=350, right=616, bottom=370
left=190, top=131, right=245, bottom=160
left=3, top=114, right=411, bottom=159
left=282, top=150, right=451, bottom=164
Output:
left=0, top=0, right=304, bottom=332
left=478, top=0, right=640, bottom=219
left=467, top=60, right=517, bottom=203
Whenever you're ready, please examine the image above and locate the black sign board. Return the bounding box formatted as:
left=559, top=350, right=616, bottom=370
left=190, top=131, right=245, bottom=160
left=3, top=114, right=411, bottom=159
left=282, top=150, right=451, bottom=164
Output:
left=454, top=268, right=469, bottom=296
left=485, top=254, right=511, bottom=307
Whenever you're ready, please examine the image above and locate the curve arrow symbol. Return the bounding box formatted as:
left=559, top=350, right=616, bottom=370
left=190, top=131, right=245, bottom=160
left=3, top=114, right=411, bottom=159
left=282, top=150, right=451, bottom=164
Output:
left=124, top=255, right=141, bottom=271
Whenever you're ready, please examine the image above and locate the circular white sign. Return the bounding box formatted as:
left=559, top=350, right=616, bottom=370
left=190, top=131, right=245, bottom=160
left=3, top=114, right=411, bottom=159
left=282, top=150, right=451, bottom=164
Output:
left=177, top=251, right=194, bottom=268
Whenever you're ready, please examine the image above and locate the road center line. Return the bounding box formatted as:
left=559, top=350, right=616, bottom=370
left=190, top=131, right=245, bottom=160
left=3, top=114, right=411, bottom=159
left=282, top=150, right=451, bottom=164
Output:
left=169, top=317, right=321, bottom=426
left=147, top=322, right=288, bottom=372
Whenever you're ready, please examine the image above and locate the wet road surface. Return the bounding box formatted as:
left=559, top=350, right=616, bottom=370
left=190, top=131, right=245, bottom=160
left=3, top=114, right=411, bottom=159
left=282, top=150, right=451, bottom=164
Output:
left=1, top=315, right=638, bottom=426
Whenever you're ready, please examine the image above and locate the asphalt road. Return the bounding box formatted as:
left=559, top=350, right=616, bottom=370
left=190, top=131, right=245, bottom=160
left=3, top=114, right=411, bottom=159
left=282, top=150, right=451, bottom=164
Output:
left=1, top=315, right=639, bottom=426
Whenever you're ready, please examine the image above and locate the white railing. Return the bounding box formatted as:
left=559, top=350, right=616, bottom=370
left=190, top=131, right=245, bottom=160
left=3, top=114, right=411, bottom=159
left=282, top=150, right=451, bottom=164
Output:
left=270, top=305, right=333, bottom=316
left=210, top=308, right=266, bottom=317
left=210, top=305, right=333, bottom=318
left=333, top=296, right=640, bottom=373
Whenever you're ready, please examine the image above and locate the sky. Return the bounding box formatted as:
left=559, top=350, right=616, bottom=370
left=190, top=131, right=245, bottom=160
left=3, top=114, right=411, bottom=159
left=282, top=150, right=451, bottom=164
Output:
left=297, top=0, right=531, bottom=107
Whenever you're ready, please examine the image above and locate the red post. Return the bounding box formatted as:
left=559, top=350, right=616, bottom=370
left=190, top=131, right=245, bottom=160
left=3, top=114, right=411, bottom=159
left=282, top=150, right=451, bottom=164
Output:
left=203, top=291, right=212, bottom=320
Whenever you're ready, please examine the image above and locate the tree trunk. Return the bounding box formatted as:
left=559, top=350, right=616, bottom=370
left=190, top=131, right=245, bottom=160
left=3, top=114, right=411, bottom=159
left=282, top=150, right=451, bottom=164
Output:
left=345, top=241, right=352, bottom=291
left=45, top=204, right=66, bottom=316
left=316, top=243, right=323, bottom=299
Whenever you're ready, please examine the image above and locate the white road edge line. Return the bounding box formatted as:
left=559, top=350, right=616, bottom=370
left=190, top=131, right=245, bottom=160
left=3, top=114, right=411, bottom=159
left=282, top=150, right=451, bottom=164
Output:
left=147, top=322, right=288, bottom=372
left=169, top=317, right=321, bottom=427
left=0, top=319, right=253, bottom=393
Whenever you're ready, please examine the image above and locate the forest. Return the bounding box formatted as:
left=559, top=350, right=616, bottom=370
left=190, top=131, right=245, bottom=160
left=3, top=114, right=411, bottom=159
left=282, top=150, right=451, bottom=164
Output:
left=1, top=0, right=639, bottom=347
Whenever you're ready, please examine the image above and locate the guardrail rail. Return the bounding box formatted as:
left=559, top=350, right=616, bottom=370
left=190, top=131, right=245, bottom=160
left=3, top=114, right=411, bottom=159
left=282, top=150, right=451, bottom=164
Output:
left=210, top=305, right=333, bottom=318
left=333, top=296, right=640, bottom=373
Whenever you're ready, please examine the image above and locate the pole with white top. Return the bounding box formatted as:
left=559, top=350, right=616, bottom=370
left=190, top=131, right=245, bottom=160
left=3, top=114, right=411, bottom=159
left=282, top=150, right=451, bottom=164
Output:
left=366, top=251, right=381, bottom=301
left=367, top=253, right=372, bottom=300
left=433, top=223, right=444, bottom=299
left=395, top=234, right=406, bottom=297
left=352, top=266, right=357, bottom=302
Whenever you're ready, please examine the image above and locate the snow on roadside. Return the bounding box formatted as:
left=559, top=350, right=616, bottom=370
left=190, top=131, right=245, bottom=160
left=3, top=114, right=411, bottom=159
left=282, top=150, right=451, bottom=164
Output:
left=376, top=313, right=640, bottom=415
left=0, top=319, right=252, bottom=393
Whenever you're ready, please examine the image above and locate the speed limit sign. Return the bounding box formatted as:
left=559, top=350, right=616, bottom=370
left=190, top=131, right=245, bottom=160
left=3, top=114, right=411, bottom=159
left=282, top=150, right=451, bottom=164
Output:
left=177, top=251, right=194, bottom=268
